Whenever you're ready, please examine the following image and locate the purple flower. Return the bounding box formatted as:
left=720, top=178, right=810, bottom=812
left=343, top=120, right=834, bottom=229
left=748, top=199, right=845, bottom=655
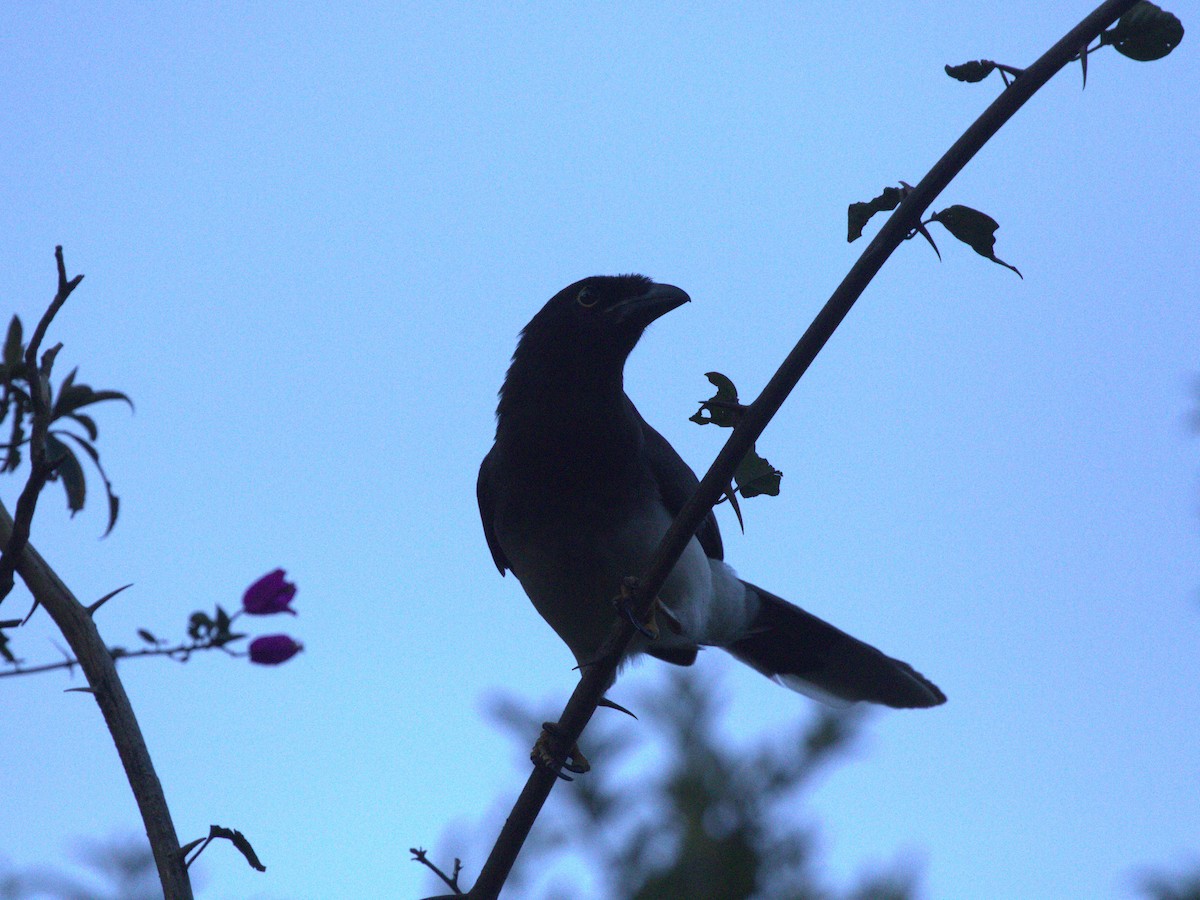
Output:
left=242, top=568, right=297, bottom=616
left=249, top=634, right=303, bottom=665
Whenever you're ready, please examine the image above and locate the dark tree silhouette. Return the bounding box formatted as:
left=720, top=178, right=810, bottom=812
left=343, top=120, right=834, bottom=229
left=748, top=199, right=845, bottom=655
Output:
left=446, top=668, right=920, bottom=900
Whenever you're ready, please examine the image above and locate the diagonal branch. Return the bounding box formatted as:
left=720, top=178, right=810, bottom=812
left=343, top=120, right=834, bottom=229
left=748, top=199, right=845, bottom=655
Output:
left=436, top=2, right=1145, bottom=897
left=0, top=499, right=194, bottom=899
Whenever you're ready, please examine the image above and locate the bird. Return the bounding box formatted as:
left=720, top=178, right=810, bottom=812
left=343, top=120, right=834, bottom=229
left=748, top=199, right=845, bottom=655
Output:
left=477, top=274, right=945, bottom=710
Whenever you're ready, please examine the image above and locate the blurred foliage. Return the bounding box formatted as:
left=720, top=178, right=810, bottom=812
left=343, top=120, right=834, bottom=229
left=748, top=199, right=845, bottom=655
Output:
left=478, top=668, right=920, bottom=900
left=0, top=836, right=159, bottom=900
left=1140, top=865, right=1200, bottom=900
left=454, top=668, right=1200, bottom=899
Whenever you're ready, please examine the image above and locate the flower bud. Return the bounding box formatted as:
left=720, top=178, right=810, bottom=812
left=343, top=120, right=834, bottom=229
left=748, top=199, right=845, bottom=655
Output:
left=242, top=569, right=297, bottom=616
left=249, top=634, right=303, bottom=665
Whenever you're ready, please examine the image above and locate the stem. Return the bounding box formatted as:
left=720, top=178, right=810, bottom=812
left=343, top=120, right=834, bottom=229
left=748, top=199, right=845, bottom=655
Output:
left=0, top=247, right=83, bottom=602
left=0, top=500, right=193, bottom=899
left=443, top=2, right=1143, bottom=898
left=0, top=637, right=234, bottom=679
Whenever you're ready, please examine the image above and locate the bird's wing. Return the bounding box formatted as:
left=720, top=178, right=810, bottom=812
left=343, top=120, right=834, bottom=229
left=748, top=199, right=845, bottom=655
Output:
left=476, top=448, right=510, bottom=574
left=636, top=408, right=724, bottom=561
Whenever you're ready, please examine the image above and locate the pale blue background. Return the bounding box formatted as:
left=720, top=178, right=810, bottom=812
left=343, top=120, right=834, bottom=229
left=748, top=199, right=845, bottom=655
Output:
left=1, top=3, right=1197, bottom=898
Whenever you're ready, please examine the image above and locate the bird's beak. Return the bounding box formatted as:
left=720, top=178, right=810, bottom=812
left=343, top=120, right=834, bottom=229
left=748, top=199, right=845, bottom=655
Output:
left=611, top=282, right=691, bottom=328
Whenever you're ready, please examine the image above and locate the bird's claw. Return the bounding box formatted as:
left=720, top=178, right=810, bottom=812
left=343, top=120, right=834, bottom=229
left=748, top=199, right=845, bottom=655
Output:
left=532, top=721, right=591, bottom=781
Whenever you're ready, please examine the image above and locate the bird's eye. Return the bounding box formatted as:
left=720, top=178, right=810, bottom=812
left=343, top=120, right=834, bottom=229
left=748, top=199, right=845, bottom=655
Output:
left=576, top=286, right=598, bottom=308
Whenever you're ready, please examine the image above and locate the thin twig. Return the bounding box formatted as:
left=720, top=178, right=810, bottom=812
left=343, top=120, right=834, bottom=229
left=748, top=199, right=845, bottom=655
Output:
left=0, top=247, right=85, bottom=603
left=411, top=848, right=465, bottom=895
left=26, top=246, right=84, bottom=368
left=451, top=3, right=1143, bottom=898
left=0, top=635, right=236, bottom=679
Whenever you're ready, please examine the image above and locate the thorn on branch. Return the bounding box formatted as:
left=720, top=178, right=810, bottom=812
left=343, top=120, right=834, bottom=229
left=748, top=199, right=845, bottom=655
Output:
left=20, top=598, right=41, bottom=626
left=597, top=696, right=638, bottom=719
left=720, top=480, right=745, bottom=533
left=913, top=222, right=942, bottom=260
left=87, top=583, right=133, bottom=616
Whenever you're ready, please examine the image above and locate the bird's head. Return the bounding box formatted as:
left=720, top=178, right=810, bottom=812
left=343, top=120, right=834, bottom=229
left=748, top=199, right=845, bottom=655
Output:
left=517, top=274, right=690, bottom=364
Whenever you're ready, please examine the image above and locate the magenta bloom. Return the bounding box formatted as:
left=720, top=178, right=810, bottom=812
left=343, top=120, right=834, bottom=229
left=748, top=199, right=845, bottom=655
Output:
left=242, top=568, right=297, bottom=615
left=249, top=634, right=303, bottom=665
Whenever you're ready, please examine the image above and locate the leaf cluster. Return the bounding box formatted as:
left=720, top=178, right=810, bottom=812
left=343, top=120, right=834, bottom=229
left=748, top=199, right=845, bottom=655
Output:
left=185, top=605, right=246, bottom=649
left=0, top=315, right=131, bottom=535
left=856, top=4, right=1182, bottom=277
left=1098, top=1, right=1183, bottom=60
left=946, top=2, right=1182, bottom=90
left=690, top=373, right=782, bottom=501
left=849, top=186, right=1022, bottom=277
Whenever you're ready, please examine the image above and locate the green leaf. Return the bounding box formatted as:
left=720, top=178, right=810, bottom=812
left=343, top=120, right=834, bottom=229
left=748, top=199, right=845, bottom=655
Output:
left=77, top=388, right=134, bottom=412
left=1101, top=2, right=1184, bottom=61
left=930, top=204, right=1023, bottom=278
left=50, top=368, right=134, bottom=421
left=52, top=367, right=78, bottom=417
left=56, top=386, right=133, bottom=416
left=735, top=448, right=782, bottom=499
left=188, top=612, right=213, bottom=641
left=690, top=372, right=743, bottom=427
left=215, top=605, right=232, bottom=636
left=67, top=412, right=98, bottom=442
left=3, top=317, right=22, bottom=367
left=944, top=60, right=997, bottom=82
left=847, top=186, right=904, bottom=242
left=55, top=430, right=121, bottom=535
left=46, top=433, right=86, bottom=515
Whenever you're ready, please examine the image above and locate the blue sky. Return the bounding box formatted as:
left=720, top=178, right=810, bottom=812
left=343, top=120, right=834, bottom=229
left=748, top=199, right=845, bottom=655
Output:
left=1, top=3, right=1197, bottom=898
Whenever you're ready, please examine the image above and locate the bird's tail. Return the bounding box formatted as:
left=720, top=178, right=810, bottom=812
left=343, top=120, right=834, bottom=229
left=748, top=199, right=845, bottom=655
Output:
left=724, top=581, right=946, bottom=709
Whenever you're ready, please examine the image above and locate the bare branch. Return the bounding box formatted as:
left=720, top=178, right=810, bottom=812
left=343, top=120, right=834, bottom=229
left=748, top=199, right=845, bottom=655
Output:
left=411, top=848, right=465, bottom=895
left=0, top=632, right=236, bottom=680
left=25, top=246, right=84, bottom=371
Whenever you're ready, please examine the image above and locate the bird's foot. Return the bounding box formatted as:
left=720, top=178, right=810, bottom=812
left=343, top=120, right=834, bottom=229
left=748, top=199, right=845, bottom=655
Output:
left=532, top=721, right=590, bottom=781
left=614, top=577, right=682, bottom=640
